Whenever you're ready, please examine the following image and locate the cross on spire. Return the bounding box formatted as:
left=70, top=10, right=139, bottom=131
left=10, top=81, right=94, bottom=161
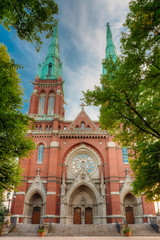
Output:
left=80, top=102, right=86, bottom=110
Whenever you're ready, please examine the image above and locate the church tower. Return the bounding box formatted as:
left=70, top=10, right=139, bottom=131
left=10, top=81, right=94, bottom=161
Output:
left=29, top=25, right=65, bottom=127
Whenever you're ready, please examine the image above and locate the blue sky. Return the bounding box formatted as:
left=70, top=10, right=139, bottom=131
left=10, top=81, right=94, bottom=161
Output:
left=1, top=0, right=130, bottom=120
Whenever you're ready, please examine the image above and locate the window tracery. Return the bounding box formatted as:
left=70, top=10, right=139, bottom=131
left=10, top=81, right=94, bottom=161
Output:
left=71, top=154, right=95, bottom=174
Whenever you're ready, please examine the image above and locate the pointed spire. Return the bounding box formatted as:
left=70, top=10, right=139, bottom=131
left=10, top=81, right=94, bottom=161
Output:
left=102, top=23, right=117, bottom=77
left=105, top=23, right=117, bottom=61
left=47, top=24, right=59, bottom=59
left=40, top=24, right=63, bottom=80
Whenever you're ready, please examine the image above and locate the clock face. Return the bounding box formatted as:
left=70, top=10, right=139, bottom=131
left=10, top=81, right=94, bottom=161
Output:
left=71, top=154, right=95, bottom=174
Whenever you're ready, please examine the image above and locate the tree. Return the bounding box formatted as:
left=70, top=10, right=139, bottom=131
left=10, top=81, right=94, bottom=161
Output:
left=0, top=44, right=35, bottom=196
left=0, top=0, right=58, bottom=51
left=83, top=0, right=160, bottom=201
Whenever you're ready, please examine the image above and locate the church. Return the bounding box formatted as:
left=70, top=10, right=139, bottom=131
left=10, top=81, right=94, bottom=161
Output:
left=11, top=24, right=156, bottom=225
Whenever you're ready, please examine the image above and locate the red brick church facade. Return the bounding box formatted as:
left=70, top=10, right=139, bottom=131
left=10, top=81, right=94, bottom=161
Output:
left=11, top=24, right=156, bottom=224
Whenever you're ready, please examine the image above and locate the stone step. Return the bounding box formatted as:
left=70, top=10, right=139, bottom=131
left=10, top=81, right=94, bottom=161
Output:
left=8, top=223, right=160, bottom=236
left=8, top=224, right=39, bottom=236
left=48, top=223, right=120, bottom=236
left=128, top=224, right=160, bottom=236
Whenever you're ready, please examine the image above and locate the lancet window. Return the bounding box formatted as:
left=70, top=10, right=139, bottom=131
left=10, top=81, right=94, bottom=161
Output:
left=122, top=147, right=129, bottom=163
left=48, top=63, right=52, bottom=75
left=47, top=93, right=55, bottom=115
left=81, top=122, right=85, bottom=129
left=37, top=144, right=44, bottom=163
left=38, top=93, right=45, bottom=115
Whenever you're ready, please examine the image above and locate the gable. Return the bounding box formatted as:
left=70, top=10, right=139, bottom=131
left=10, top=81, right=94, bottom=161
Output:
left=68, top=109, right=98, bottom=130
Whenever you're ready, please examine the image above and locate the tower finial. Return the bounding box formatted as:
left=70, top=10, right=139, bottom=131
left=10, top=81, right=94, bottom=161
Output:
left=106, top=22, right=117, bottom=61
left=102, top=23, right=117, bottom=76
left=40, top=24, right=63, bottom=80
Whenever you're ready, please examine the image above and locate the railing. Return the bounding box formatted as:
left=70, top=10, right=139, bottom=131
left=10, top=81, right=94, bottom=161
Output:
left=9, top=216, right=17, bottom=233
left=39, top=217, right=53, bottom=233
left=48, top=217, right=53, bottom=233
left=122, top=217, right=127, bottom=225
left=150, top=218, right=159, bottom=233
left=115, top=218, right=121, bottom=234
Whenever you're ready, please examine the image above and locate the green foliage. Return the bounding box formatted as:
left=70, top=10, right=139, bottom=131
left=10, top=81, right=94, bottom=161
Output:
left=0, top=0, right=58, bottom=51
left=0, top=199, right=6, bottom=223
left=0, top=44, right=35, bottom=194
left=83, top=0, right=160, bottom=201
left=38, top=225, right=45, bottom=233
left=123, top=227, right=132, bottom=233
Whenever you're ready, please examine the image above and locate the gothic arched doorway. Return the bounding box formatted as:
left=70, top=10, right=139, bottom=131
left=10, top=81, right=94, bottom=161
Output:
left=70, top=185, right=96, bottom=224
left=123, top=193, right=137, bottom=224
left=23, top=192, right=45, bottom=224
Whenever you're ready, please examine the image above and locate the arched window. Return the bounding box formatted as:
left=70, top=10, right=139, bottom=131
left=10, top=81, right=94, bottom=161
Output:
left=48, top=63, right=52, bottom=75
left=75, top=125, right=79, bottom=130
left=87, top=125, right=90, bottom=130
left=38, top=92, right=45, bottom=115
left=122, top=147, right=129, bottom=163
left=37, top=144, right=44, bottom=163
left=39, top=126, right=42, bottom=130
left=81, top=122, right=85, bottom=129
left=47, top=93, right=55, bottom=115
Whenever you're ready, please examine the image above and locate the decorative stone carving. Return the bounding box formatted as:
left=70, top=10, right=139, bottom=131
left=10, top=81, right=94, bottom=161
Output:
left=50, top=141, right=59, bottom=147
left=61, top=172, right=66, bottom=196
left=107, top=141, right=116, bottom=148
left=100, top=172, right=106, bottom=197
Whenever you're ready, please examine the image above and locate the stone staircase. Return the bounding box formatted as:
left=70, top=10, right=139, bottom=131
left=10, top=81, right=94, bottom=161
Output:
left=128, top=224, right=160, bottom=236
left=48, top=223, right=120, bottom=236
left=8, top=224, right=39, bottom=236
left=8, top=223, right=160, bottom=236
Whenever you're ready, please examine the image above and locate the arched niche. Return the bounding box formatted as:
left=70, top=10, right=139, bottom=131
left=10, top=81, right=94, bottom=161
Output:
left=23, top=175, right=46, bottom=223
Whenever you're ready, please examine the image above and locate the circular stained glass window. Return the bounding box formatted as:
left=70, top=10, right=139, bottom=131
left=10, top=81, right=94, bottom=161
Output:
left=71, top=154, right=95, bottom=174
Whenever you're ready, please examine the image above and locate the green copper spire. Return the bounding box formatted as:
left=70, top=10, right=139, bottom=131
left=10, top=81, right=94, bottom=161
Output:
left=40, top=25, right=62, bottom=79
left=102, top=23, right=117, bottom=75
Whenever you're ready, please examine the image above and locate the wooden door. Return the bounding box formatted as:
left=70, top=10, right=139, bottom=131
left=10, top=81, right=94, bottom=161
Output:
left=85, top=207, right=93, bottom=224
left=74, top=207, right=81, bottom=224
left=126, top=206, right=134, bottom=224
left=32, top=206, right=41, bottom=224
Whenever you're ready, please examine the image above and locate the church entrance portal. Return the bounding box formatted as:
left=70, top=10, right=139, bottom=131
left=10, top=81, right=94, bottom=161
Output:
left=32, top=206, right=41, bottom=224
left=74, top=207, right=81, bottom=224
left=85, top=207, right=93, bottom=224
left=125, top=206, right=134, bottom=224
left=73, top=207, right=93, bottom=224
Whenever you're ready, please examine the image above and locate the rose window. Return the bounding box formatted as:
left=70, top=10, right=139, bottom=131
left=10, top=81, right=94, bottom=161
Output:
left=71, top=154, right=95, bottom=174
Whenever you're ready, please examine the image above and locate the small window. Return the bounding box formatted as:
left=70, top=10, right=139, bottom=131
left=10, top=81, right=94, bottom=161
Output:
left=37, top=144, right=44, bottom=163
left=48, top=62, right=52, bottom=75
left=81, top=122, right=85, bottom=129
left=39, top=126, right=42, bottom=130
left=48, top=95, right=54, bottom=115
left=75, top=125, right=79, bottom=130
left=38, top=93, right=45, bottom=115
left=36, top=126, right=38, bottom=130
left=46, top=126, right=48, bottom=130
left=87, top=125, right=90, bottom=129
left=50, top=126, right=52, bottom=130
left=64, top=126, right=66, bottom=130
left=58, top=125, right=61, bottom=130
left=122, top=147, right=129, bottom=163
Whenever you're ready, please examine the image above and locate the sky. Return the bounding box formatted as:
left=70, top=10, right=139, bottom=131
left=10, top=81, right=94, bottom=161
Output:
left=1, top=0, right=130, bottom=121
